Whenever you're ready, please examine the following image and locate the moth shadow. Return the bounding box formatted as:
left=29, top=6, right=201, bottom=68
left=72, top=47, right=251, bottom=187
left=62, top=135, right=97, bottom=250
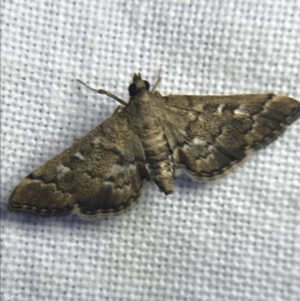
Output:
left=1, top=201, right=118, bottom=228
left=173, top=170, right=212, bottom=191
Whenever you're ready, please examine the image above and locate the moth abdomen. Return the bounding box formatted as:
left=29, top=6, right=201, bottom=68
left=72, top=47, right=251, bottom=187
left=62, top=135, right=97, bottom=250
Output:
left=145, top=153, right=173, bottom=195
left=141, top=128, right=174, bottom=195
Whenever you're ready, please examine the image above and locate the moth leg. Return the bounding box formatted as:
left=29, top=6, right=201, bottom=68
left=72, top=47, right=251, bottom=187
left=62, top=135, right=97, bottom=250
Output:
left=76, top=78, right=127, bottom=106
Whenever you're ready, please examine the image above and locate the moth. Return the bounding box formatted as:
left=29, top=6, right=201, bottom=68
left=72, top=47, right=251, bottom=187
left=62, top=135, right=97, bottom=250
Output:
left=8, top=73, right=300, bottom=219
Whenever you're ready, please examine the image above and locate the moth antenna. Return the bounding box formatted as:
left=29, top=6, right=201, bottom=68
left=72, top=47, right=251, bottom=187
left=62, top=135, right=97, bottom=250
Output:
left=76, top=78, right=127, bottom=106
left=151, top=76, right=162, bottom=92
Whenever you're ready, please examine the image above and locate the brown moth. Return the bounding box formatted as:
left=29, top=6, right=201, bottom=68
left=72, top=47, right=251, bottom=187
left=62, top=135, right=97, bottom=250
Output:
left=8, top=73, right=300, bottom=219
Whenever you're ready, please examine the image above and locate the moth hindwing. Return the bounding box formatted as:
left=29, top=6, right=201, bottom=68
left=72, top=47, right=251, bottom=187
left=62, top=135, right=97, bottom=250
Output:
left=8, top=73, right=300, bottom=219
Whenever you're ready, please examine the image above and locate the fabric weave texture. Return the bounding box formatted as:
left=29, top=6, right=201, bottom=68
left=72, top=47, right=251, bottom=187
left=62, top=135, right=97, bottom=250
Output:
left=1, top=1, right=299, bottom=300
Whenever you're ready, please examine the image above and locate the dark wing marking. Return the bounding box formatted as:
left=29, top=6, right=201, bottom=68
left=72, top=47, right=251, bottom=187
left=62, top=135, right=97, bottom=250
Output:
left=8, top=110, right=149, bottom=218
left=159, top=93, right=300, bottom=181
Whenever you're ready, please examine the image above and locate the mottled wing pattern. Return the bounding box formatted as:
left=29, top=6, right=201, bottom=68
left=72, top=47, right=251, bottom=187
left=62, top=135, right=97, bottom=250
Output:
left=8, top=109, right=148, bottom=218
left=158, top=93, right=300, bottom=181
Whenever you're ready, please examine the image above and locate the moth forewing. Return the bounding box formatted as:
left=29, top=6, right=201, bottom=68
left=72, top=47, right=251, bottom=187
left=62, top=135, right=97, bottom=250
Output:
left=8, top=73, right=300, bottom=218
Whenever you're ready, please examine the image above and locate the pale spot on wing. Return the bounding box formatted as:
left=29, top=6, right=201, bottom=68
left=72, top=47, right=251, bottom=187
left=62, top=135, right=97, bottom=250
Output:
left=178, top=129, right=187, bottom=136
left=192, top=137, right=207, bottom=146
left=206, top=145, right=219, bottom=160
left=105, top=163, right=137, bottom=180
left=73, top=152, right=85, bottom=160
left=194, top=103, right=204, bottom=112
left=217, top=104, right=225, bottom=113
left=106, top=163, right=124, bottom=178
left=56, top=164, right=71, bottom=179
left=193, top=145, right=216, bottom=164
left=234, top=106, right=250, bottom=115
left=187, top=111, right=197, bottom=121
left=93, top=137, right=101, bottom=146
left=183, top=144, right=190, bottom=151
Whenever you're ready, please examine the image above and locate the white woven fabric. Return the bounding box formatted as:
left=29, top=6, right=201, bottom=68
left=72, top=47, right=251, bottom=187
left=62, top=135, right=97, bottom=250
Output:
left=1, top=1, right=299, bottom=300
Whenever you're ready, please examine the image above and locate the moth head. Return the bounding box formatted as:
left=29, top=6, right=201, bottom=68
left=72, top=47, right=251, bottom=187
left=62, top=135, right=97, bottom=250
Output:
left=128, top=73, right=150, bottom=97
